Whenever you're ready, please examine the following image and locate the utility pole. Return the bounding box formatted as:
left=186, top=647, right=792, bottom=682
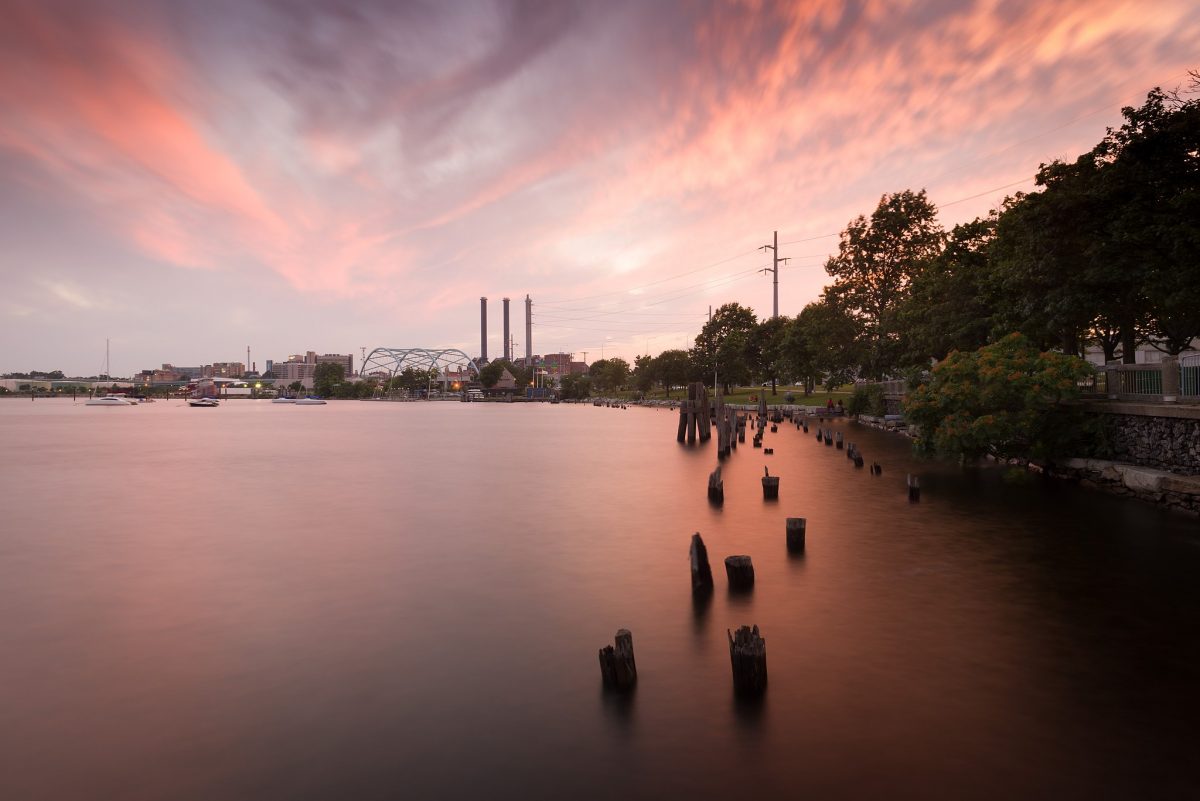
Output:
left=759, top=230, right=786, bottom=319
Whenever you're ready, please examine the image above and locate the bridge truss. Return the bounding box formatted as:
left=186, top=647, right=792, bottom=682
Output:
left=360, top=348, right=481, bottom=384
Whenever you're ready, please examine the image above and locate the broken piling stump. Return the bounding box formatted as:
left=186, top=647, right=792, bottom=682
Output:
left=690, top=533, right=714, bottom=594
left=907, top=473, right=920, bottom=502
left=724, top=555, right=755, bottom=591
left=707, top=465, right=724, bottom=505
left=599, top=629, right=637, bottom=691
left=871, top=462, right=882, bottom=475
left=728, top=625, right=767, bottom=695
left=786, top=517, right=806, bottom=553
left=835, top=431, right=844, bottom=449
left=762, top=467, right=779, bottom=500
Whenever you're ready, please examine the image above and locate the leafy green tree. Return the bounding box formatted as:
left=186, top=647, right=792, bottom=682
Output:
left=692, top=302, right=757, bottom=392
left=479, top=361, right=505, bottom=389
left=633, top=354, right=655, bottom=393
left=782, top=300, right=860, bottom=392
left=896, top=215, right=997, bottom=364
left=903, top=333, right=1095, bottom=462
left=288, top=380, right=304, bottom=394
left=559, top=373, right=591, bottom=399
left=823, top=189, right=944, bottom=378
left=652, top=349, right=692, bottom=398
left=588, top=358, right=630, bottom=393
left=313, top=362, right=344, bottom=397
left=745, top=316, right=789, bottom=394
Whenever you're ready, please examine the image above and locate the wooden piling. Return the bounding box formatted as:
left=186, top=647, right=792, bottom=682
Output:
left=835, top=431, right=843, bottom=449
left=690, top=533, right=714, bottom=594
left=728, top=625, right=767, bottom=695
left=907, top=474, right=920, bottom=502
left=871, top=462, right=882, bottom=475
left=762, top=467, right=779, bottom=500
left=824, top=430, right=833, bottom=446
left=708, top=465, right=724, bottom=505
left=786, top=517, right=806, bottom=553
left=724, top=555, right=755, bottom=590
left=598, top=629, right=637, bottom=691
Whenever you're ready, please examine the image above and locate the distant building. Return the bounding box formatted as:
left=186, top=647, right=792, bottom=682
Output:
left=315, top=352, right=353, bottom=377
left=1083, top=339, right=1199, bottom=366
left=202, top=362, right=245, bottom=378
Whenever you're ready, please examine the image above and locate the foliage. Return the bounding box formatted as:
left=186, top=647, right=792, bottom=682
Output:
left=559, top=374, right=591, bottom=400
left=313, top=362, right=345, bottom=397
left=632, top=354, right=655, bottom=393
left=588, top=358, right=631, bottom=393
left=390, top=367, right=439, bottom=392
left=744, top=316, right=789, bottom=393
left=823, top=189, right=944, bottom=378
left=478, top=360, right=506, bottom=389
left=651, top=349, right=692, bottom=398
left=846, top=384, right=886, bottom=417
left=692, top=302, right=757, bottom=392
left=903, top=333, right=1096, bottom=461
left=780, top=300, right=860, bottom=392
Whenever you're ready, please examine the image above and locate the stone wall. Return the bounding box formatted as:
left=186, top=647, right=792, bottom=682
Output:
left=1049, top=459, right=1200, bottom=516
left=1096, top=406, right=1200, bottom=475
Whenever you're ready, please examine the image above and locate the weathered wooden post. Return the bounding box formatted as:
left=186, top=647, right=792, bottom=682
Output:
left=770, top=424, right=778, bottom=433
left=764, top=447, right=773, bottom=455
left=708, top=465, right=724, bottom=505
left=835, top=431, right=843, bottom=449
left=758, top=393, right=767, bottom=422
left=698, top=384, right=712, bottom=442
left=824, top=430, right=833, bottom=446
left=676, top=402, right=688, bottom=442
left=724, top=555, right=755, bottom=590
left=802, top=419, right=808, bottom=433
left=907, top=473, right=920, bottom=502
left=871, top=462, right=882, bottom=475
left=786, top=517, right=806, bottom=552
left=815, top=427, right=822, bottom=442
left=728, top=625, right=767, bottom=695
left=690, top=533, right=714, bottom=594
left=762, top=467, right=779, bottom=500
left=598, top=629, right=637, bottom=691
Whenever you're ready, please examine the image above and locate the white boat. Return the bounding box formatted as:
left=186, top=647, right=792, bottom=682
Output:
left=188, top=398, right=220, bottom=407
left=295, top=397, right=327, bottom=405
left=86, top=395, right=135, bottom=407
left=271, top=397, right=297, bottom=404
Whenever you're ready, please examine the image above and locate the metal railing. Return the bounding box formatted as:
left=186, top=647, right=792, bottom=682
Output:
left=1182, top=353, right=1200, bottom=399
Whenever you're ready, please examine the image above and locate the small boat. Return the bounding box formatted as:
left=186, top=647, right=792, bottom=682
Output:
left=188, top=398, right=220, bottom=407
left=295, top=396, right=327, bottom=405
left=86, top=395, right=135, bottom=407
left=271, top=396, right=297, bottom=404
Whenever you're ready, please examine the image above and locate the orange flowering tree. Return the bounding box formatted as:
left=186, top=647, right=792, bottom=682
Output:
left=903, top=333, right=1095, bottom=461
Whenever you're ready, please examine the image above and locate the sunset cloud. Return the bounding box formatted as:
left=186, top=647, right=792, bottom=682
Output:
left=0, top=0, right=1196, bottom=372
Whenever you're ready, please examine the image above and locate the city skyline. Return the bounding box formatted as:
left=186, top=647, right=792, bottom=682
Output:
left=2, top=0, right=1197, bottom=375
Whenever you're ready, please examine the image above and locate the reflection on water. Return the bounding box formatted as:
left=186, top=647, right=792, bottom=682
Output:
left=1, top=399, right=1198, bottom=800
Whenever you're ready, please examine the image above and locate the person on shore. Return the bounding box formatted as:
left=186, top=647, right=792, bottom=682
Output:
left=837, top=399, right=844, bottom=414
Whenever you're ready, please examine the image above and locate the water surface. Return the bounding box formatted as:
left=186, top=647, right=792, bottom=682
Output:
left=2, top=399, right=1197, bottom=800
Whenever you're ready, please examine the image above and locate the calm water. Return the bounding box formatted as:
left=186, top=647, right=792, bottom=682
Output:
left=2, top=399, right=1198, bottom=800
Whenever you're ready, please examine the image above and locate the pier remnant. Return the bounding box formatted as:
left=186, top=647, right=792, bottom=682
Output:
left=762, top=467, right=779, bottom=500
left=786, top=517, right=806, bottom=552
left=599, top=629, right=638, bottom=691
left=908, top=474, right=920, bottom=502
left=724, top=555, right=755, bottom=590
left=708, top=465, right=725, bottom=505
left=835, top=431, right=844, bottom=450
left=728, top=625, right=767, bottom=695
left=871, top=462, right=882, bottom=475
left=690, top=533, right=714, bottom=594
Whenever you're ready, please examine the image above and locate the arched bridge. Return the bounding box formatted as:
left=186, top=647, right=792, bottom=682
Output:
left=360, top=348, right=481, bottom=382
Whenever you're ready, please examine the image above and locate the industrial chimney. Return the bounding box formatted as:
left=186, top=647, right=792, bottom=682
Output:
left=502, top=297, right=511, bottom=361
left=480, top=297, right=488, bottom=362
left=525, top=295, right=532, bottom=361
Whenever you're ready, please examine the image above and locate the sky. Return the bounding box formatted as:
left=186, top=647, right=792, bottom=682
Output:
left=1, top=0, right=1196, bottom=376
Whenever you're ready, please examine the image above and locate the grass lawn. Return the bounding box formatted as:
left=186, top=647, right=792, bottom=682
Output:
left=617, top=385, right=854, bottom=405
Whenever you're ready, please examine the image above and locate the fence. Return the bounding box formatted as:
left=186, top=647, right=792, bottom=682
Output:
left=1183, top=354, right=1200, bottom=399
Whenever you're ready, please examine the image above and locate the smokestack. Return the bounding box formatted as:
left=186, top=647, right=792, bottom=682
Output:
left=480, top=297, right=488, bottom=362
left=525, top=294, right=532, bottom=361
left=503, top=297, right=511, bottom=361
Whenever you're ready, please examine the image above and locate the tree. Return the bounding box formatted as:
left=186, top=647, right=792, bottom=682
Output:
left=313, top=362, right=345, bottom=397
left=478, top=361, right=505, bottom=389
left=903, top=333, right=1095, bottom=462
left=896, top=214, right=997, bottom=365
left=781, top=300, right=861, bottom=392
left=588, top=358, right=630, bottom=393
left=559, top=373, right=591, bottom=399
left=288, top=380, right=303, bottom=394
left=633, top=354, right=655, bottom=394
left=652, top=349, right=692, bottom=398
left=692, top=302, right=757, bottom=392
left=745, top=316, right=789, bottom=394
left=823, top=189, right=944, bottom=378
